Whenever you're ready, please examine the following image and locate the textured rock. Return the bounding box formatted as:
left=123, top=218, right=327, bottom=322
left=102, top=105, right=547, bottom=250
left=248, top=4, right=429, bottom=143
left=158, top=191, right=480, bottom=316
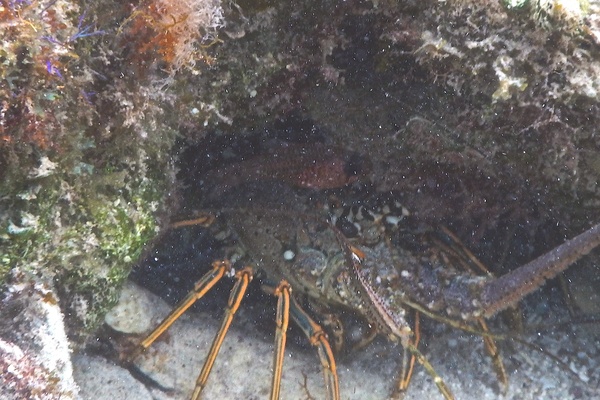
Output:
left=0, top=273, right=79, bottom=400
left=105, top=281, right=162, bottom=335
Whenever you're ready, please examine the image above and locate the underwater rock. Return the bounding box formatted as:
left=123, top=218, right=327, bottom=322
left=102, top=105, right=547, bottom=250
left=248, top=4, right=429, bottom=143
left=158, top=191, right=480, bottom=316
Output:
left=0, top=273, right=79, bottom=400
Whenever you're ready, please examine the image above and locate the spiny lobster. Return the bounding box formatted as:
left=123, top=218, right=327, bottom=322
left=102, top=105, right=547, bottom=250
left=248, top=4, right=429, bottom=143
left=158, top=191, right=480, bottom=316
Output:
left=128, top=143, right=600, bottom=400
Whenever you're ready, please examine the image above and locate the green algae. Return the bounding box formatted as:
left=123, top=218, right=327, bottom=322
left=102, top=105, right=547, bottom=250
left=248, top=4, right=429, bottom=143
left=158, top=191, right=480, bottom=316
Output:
left=0, top=0, right=181, bottom=342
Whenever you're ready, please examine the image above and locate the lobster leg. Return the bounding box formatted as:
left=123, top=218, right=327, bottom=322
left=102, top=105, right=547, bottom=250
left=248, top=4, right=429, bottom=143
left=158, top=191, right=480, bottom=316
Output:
left=289, top=296, right=340, bottom=400
left=403, top=339, right=454, bottom=400
left=191, top=266, right=253, bottom=400
left=395, top=310, right=420, bottom=398
left=270, top=280, right=291, bottom=400
left=129, top=260, right=231, bottom=361
left=478, top=318, right=508, bottom=392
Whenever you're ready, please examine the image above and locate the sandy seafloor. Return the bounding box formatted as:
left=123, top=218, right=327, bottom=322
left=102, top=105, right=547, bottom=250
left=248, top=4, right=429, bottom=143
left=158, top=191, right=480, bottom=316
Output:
left=73, top=279, right=600, bottom=400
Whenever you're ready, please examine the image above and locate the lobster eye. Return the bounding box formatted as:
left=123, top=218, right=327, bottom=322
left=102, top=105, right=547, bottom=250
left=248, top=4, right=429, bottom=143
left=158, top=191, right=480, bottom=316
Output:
left=283, top=249, right=295, bottom=261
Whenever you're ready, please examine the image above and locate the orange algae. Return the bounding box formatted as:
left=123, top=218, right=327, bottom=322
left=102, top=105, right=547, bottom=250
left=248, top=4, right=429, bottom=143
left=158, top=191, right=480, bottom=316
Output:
left=122, top=0, right=224, bottom=72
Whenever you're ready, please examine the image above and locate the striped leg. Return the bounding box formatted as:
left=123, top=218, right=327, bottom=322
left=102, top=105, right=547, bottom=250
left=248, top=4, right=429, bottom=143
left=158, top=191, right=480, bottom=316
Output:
left=289, top=297, right=340, bottom=400
left=270, top=281, right=291, bottom=400
left=191, top=267, right=253, bottom=400
left=395, top=311, right=421, bottom=398
left=129, top=260, right=232, bottom=361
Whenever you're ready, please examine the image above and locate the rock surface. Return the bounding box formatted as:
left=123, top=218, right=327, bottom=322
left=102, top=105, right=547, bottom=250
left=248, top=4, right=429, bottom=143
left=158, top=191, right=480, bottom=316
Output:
left=0, top=273, right=79, bottom=400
